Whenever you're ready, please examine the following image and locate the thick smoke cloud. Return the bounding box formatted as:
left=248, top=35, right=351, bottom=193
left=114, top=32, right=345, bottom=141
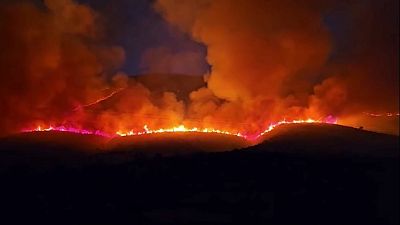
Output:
left=140, top=46, right=207, bottom=75
left=0, top=0, right=185, bottom=135
left=155, top=0, right=399, bottom=134
left=0, top=0, right=112, bottom=133
left=0, top=0, right=398, bottom=136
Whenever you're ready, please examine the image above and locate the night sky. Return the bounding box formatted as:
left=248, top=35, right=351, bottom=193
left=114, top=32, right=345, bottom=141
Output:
left=78, top=0, right=209, bottom=75
left=77, top=0, right=398, bottom=78
left=7, top=0, right=396, bottom=77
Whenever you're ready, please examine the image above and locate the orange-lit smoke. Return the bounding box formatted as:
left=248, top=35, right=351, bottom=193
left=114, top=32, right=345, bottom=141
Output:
left=0, top=0, right=123, bottom=135
left=155, top=0, right=399, bottom=135
left=0, top=0, right=185, bottom=136
left=0, top=0, right=398, bottom=138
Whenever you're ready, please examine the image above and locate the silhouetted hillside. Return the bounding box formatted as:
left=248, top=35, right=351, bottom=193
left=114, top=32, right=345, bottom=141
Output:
left=0, top=124, right=398, bottom=225
left=256, top=123, right=398, bottom=157
left=0, top=131, right=106, bottom=170
left=0, top=131, right=249, bottom=169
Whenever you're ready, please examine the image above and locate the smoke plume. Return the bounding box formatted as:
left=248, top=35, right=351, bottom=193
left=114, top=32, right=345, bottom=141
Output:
left=155, top=0, right=399, bottom=134
left=0, top=0, right=398, bottom=136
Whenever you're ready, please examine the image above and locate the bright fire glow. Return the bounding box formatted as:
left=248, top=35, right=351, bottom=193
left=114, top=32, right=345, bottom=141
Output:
left=21, top=116, right=337, bottom=141
left=116, top=125, right=245, bottom=138
left=21, top=126, right=113, bottom=137
left=248, top=117, right=337, bottom=141
left=73, top=88, right=125, bottom=111
left=363, top=112, right=400, bottom=117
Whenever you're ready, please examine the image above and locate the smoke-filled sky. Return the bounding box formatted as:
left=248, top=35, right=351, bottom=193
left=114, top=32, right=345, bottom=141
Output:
left=77, top=0, right=210, bottom=75
left=0, top=0, right=398, bottom=136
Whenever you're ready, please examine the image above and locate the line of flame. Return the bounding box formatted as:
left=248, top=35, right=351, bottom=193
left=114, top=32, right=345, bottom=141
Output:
left=21, top=126, right=113, bottom=137
left=363, top=112, right=400, bottom=117
left=73, top=88, right=125, bottom=111
left=116, top=125, right=245, bottom=138
left=22, top=117, right=336, bottom=141
left=248, top=118, right=335, bottom=141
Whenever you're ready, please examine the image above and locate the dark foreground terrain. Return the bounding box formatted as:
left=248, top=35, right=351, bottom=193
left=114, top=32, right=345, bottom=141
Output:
left=0, top=124, right=398, bottom=225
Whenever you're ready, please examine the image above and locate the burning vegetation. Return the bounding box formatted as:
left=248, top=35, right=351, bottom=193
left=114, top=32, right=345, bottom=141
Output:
left=0, top=0, right=398, bottom=139
left=22, top=117, right=337, bottom=142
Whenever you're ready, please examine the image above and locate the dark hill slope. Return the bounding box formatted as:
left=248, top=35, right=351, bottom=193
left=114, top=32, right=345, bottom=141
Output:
left=0, top=131, right=107, bottom=170
left=255, top=123, right=398, bottom=157
left=0, top=125, right=398, bottom=225
left=0, top=131, right=249, bottom=169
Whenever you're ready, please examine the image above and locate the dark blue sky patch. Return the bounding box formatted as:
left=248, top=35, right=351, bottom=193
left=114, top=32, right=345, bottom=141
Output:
left=77, top=0, right=209, bottom=76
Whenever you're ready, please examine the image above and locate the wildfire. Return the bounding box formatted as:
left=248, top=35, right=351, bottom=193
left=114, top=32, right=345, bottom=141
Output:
left=249, top=117, right=337, bottom=140
left=21, top=126, right=113, bottom=137
left=21, top=116, right=337, bottom=141
left=73, top=88, right=125, bottom=111
left=116, top=125, right=245, bottom=138
left=363, top=112, right=400, bottom=117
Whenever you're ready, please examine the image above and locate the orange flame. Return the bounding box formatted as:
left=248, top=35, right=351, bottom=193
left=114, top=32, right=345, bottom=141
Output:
left=116, top=124, right=245, bottom=138
left=22, top=116, right=337, bottom=141
left=363, top=112, right=400, bottom=117
left=73, top=88, right=125, bottom=111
